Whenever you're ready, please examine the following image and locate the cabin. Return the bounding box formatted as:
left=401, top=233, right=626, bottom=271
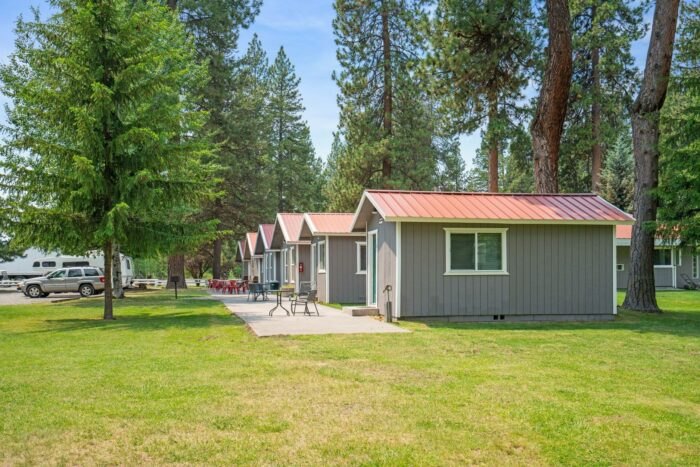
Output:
left=244, top=231, right=262, bottom=281
left=615, top=225, right=699, bottom=289
left=234, top=239, right=249, bottom=280
left=299, top=213, right=366, bottom=304
left=254, top=223, right=279, bottom=284
left=351, top=190, right=634, bottom=322
left=270, top=213, right=311, bottom=292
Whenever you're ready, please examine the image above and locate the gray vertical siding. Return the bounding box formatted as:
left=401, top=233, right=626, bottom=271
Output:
left=617, top=245, right=694, bottom=289
left=328, top=236, right=366, bottom=304
left=398, top=222, right=615, bottom=318
left=297, top=244, right=311, bottom=290
left=616, top=245, right=630, bottom=288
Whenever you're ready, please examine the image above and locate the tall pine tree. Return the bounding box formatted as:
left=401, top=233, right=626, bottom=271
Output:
left=268, top=47, right=325, bottom=212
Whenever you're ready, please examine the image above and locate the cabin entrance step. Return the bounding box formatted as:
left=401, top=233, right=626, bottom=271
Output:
left=342, top=306, right=380, bottom=317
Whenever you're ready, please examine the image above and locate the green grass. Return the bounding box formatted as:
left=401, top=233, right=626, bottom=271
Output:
left=1, top=289, right=699, bottom=465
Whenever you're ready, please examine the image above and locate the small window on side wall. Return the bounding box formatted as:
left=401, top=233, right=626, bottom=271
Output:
left=318, top=241, right=326, bottom=272
left=356, top=242, right=367, bottom=274
left=617, top=264, right=624, bottom=271
left=445, top=228, right=507, bottom=275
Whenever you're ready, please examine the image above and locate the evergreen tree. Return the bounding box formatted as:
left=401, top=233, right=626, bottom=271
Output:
left=167, top=0, right=261, bottom=280
left=268, top=47, right=325, bottom=212
left=599, top=133, right=634, bottom=212
left=328, top=0, right=442, bottom=210
left=428, top=0, right=535, bottom=192
left=658, top=1, right=700, bottom=244
left=559, top=0, right=647, bottom=193
left=0, top=0, right=213, bottom=318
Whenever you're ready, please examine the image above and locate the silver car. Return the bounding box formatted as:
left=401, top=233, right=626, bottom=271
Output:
left=22, top=267, right=105, bottom=298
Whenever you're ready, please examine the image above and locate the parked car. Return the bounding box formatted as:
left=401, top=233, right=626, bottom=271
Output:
left=21, top=267, right=105, bottom=298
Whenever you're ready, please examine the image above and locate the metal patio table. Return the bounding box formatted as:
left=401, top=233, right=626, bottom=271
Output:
left=269, top=288, right=293, bottom=316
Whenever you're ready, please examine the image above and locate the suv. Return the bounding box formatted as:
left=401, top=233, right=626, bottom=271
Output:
left=21, top=267, right=105, bottom=298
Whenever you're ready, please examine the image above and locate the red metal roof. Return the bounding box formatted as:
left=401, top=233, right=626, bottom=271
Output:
left=259, top=224, right=275, bottom=249
left=305, top=213, right=355, bottom=234
left=359, top=190, right=634, bottom=224
left=246, top=232, right=258, bottom=257
left=277, top=213, right=305, bottom=242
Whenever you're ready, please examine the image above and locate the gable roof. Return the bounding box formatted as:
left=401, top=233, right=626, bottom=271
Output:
left=301, top=213, right=363, bottom=237
left=255, top=223, right=276, bottom=254
left=271, top=213, right=309, bottom=248
left=235, top=239, right=246, bottom=262
left=245, top=232, right=259, bottom=258
left=352, top=190, right=635, bottom=229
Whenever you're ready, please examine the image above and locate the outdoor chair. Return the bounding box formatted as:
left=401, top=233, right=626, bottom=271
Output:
left=248, top=282, right=268, bottom=301
left=680, top=273, right=700, bottom=290
left=291, top=289, right=319, bottom=316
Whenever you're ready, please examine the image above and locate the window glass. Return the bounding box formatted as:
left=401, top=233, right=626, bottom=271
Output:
left=318, top=242, right=326, bottom=270
left=477, top=233, right=502, bottom=270
left=42, top=261, right=56, bottom=267
left=48, top=269, right=66, bottom=278
left=33, top=261, right=40, bottom=267
left=63, top=261, right=89, bottom=267
left=126, top=259, right=131, bottom=270
left=68, top=269, right=83, bottom=277
left=450, top=233, right=475, bottom=270
left=84, top=268, right=99, bottom=277
left=358, top=243, right=367, bottom=272
left=653, top=249, right=672, bottom=266
left=692, top=254, right=699, bottom=279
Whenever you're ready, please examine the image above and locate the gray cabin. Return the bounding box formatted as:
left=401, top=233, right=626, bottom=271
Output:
left=235, top=239, right=249, bottom=280
left=245, top=231, right=262, bottom=282
left=299, top=213, right=366, bottom=304
left=615, top=225, right=699, bottom=289
left=254, top=223, right=280, bottom=284
left=351, top=190, right=634, bottom=322
left=270, top=213, right=311, bottom=293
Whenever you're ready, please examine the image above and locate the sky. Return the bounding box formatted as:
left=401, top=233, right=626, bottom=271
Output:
left=0, top=0, right=654, bottom=168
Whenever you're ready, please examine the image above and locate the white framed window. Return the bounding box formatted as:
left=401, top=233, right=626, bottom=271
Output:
left=653, top=249, right=672, bottom=266
left=675, top=248, right=682, bottom=266
left=356, top=242, right=367, bottom=274
left=288, top=246, right=296, bottom=283
left=617, top=264, right=624, bottom=271
left=318, top=240, right=326, bottom=272
left=444, top=228, right=508, bottom=275
left=693, top=254, right=699, bottom=279
left=281, top=248, right=287, bottom=283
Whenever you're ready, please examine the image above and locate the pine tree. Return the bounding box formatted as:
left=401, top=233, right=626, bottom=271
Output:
left=599, top=133, right=634, bottom=212
left=0, top=0, right=214, bottom=319
left=268, top=47, right=325, bottom=212
left=167, top=0, right=261, bottom=280
left=328, top=0, right=443, bottom=210
left=429, top=0, right=535, bottom=192
left=559, top=0, right=647, bottom=193
left=658, top=1, right=700, bottom=244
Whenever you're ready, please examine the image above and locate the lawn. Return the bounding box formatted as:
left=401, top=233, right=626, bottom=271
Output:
left=1, top=290, right=699, bottom=465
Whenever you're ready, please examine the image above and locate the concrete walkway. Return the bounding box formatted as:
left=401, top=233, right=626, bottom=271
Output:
left=212, top=293, right=408, bottom=337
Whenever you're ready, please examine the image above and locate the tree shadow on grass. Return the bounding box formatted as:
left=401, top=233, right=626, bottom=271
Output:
left=409, top=310, right=700, bottom=338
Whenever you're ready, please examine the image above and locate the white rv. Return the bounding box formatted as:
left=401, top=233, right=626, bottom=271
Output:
left=0, top=248, right=134, bottom=287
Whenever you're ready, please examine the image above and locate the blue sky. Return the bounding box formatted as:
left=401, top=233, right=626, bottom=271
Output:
left=0, top=0, right=653, bottom=167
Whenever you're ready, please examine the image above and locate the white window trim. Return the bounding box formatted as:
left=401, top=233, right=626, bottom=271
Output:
left=288, top=246, right=296, bottom=284
left=356, top=241, right=367, bottom=275
left=675, top=248, right=682, bottom=266
left=318, top=240, right=327, bottom=273
left=444, top=228, right=508, bottom=276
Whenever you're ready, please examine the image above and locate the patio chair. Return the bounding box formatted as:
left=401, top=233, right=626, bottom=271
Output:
left=680, top=273, right=700, bottom=290
left=291, top=289, right=319, bottom=316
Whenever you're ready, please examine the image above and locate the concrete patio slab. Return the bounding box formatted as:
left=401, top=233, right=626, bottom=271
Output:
left=212, top=293, right=408, bottom=337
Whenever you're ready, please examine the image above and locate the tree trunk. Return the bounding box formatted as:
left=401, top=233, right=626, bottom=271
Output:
left=212, top=238, right=222, bottom=279
left=166, top=254, right=187, bottom=289
left=623, top=0, right=680, bottom=313
left=103, top=240, right=114, bottom=320
left=487, top=92, right=499, bottom=192
left=112, top=243, right=124, bottom=299
left=531, top=0, right=573, bottom=194
left=381, top=0, right=393, bottom=183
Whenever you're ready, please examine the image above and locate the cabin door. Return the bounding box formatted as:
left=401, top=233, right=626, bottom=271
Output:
left=367, top=231, right=378, bottom=306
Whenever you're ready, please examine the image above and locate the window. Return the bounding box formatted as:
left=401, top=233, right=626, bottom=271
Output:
left=445, top=228, right=507, bottom=275
left=617, top=264, right=624, bottom=271
left=281, top=248, right=287, bottom=282
left=287, top=246, right=296, bottom=283
left=318, top=241, right=326, bottom=272
left=42, top=261, right=56, bottom=268
left=675, top=249, right=682, bottom=266
left=68, top=269, right=83, bottom=277
left=47, top=269, right=66, bottom=279
left=693, top=254, right=699, bottom=279
left=63, top=261, right=89, bottom=267
left=126, top=259, right=131, bottom=270
left=356, top=242, right=367, bottom=274
left=84, top=268, right=100, bottom=277
left=32, top=261, right=40, bottom=267
left=653, top=249, right=672, bottom=266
